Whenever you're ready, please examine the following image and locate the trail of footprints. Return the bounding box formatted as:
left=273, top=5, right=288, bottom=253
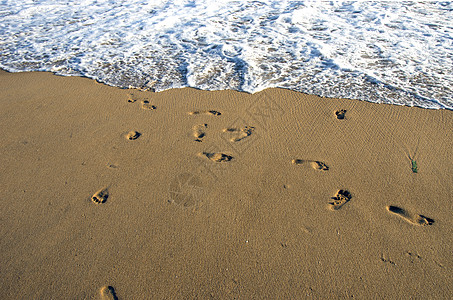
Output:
left=192, top=124, right=255, bottom=144
left=290, top=157, right=434, bottom=223
left=92, top=102, right=435, bottom=227
left=127, top=94, right=157, bottom=110
left=88, top=105, right=434, bottom=297
left=189, top=109, right=256, bottom=162
left=290, top=108, right=434, bottom=225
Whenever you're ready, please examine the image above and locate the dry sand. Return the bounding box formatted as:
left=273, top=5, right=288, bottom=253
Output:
left=0, top=70, right=452, bottom=299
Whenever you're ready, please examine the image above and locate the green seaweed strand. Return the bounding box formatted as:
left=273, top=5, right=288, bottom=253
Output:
left=411, top=160, right=418, bottom=173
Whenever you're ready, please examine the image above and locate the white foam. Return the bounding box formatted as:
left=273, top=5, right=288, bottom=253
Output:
left=0, top=1, right=452, bottom=109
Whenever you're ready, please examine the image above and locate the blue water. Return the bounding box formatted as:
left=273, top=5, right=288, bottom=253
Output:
left=0, top=1, right=452, bottom=109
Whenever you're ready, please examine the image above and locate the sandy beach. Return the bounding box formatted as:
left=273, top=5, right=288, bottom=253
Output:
left=0, top=70, right=452, bottom=299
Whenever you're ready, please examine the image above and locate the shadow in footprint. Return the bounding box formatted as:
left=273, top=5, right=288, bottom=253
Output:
left=127, top=93, right=136, bottom=103
left=141, top=99, right=157, bottom=110
left=223, top=126, right=255, bottom=142
left=387, top=205, right=434, bottom=226
left=335, top=109, right=347, bottom=119
left=329, top=190, right=351, bottom=210
left=126, top=131, right=141, bottom=140
left=193, top=124, right=207, bottom=142
left=292, top=159, right=329, bottom=171
left=92, top=188, right=109, bottom=204
left=100, top=286, right=118, bottom=300
left=189, top=110, right=221, bottom=116
left=201, top=152, right=233, bottom=162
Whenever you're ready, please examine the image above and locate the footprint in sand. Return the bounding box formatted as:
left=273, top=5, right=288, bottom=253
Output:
left=386, top=205, right=434, bottom=226
left=193, top=124, right=207, bottom=142
left=380, top=254, right=396, bottom=265
left=91, top=188, right=109, bottom=204
left=328, top=190, right=351, bottom=210
left=189, top=110, right=221, bottom=116
left=141, top=99, right=157, bottom=110
left=335, top=109, right=347, bottom=119
left=127, top=93, right=136, bottom=103
left=100, top=286, right=118, bottom=300
left=126, top=131, right=141, bottom=140
left=223, top=126, right=255, bottom=142
left=292, top=159, right=329, bottom=171
left=200, top=152, right=233, bottom=162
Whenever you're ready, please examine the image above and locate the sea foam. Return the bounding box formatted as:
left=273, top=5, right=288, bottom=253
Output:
left=0, top=1, right=452, bottom=109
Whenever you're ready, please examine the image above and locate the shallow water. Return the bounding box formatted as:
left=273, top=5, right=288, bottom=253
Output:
left=0, top=1, right=452, bottom=109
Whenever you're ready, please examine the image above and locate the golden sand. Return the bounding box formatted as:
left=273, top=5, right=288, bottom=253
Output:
left=0, top=70, right=452, bottom=299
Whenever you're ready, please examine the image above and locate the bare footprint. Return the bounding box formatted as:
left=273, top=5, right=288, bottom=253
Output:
left=386, top=205, right=434, bottom=226
left=193, top=124, right=207, bottom=142
left=329, top=190, right=351, bottom=210
left=312, top=161, right=329, bottom=171
left=100, top=286, right=118, bottom=300
left=127, top=93, right=136, bottom=103
left=292, top=159, right=329, bottom=171
left=189, top=110, right=221, bottom=116
left=126, top=131, right=141, bottom=140
left=335, top=109, right=347, bottom=119
left=223, top=126, right=255, bottom=142
left=92, top=188, right=109, bottom=204
left=141, top=99, right=156, bottom=110
left=200, top=152, right=233, bottom=162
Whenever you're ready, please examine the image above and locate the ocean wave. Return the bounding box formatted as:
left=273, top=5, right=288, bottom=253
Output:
left=0, top=1, right=452, bottom=109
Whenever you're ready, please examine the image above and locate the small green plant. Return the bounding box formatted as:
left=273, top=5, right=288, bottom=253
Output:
left=411, top=160, right=418, bottom=173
